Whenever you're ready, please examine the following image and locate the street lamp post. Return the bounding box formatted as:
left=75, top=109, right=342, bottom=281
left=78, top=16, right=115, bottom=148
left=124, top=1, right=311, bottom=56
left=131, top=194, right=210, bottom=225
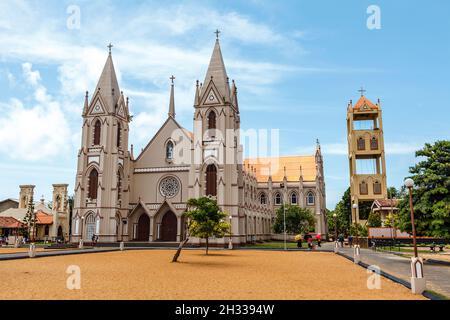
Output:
left=352, top=203, right=360, bottom=264
left=228, top=215, right=233, bottom=250
left=333, top=213, right=338, bottom=253
left=280, top=183, right=287, bottom=251
left=79, top=216, right=85, bottom=249
left=404, top=178, right=426, bottom=294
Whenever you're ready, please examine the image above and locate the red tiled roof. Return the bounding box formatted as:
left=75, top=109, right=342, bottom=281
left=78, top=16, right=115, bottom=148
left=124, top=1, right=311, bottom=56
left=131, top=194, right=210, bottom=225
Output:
left=353, top=96, right=378, bottom=111
left=36, top=211, right=53, bottom=225
left=0, top=216, right=24, bottom=229
left=373, top=199, right=399, bottom=209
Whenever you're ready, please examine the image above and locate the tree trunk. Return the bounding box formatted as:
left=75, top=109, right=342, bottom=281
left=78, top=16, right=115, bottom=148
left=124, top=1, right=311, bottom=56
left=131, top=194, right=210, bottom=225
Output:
left=205, top=237, right=209, bottom=255
left=172, top=237, right=190, bottom=263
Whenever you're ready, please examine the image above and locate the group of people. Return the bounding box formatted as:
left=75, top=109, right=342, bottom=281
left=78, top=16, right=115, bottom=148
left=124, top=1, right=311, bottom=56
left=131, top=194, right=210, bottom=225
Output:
left=296, top=233, right=321, bottom=250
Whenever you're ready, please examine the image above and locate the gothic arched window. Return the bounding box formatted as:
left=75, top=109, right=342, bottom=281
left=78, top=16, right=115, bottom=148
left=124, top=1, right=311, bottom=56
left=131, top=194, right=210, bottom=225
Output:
left=274, top=192, right=281, bottom=205
left=370, top=136, right=378, bottom=150
left=357, top=137, right=365, bottom=151
left=208, top=111, right=216, bottom=129
left=166, top=141, right=174, bottom=160
left=93, top=120, right=101, bottom=145
left=306, top=192, right=315, bottom=206
left=206, top=164, right=217, bottom=196
left=260, top=193, right=267, bottom=205
left=116, top=123, right=121, bottom=148
left=117, top=170, right=122, bottom=200
left=88, top=169, right=98, bottom=200
left=291, top=192, right=298, bottom=205
left=373, top=180, right=382, bottom=195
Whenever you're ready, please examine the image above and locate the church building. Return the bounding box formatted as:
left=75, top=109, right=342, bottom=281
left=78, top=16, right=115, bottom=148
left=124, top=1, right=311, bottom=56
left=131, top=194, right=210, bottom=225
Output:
left=70, top=35, right=327, bottom=246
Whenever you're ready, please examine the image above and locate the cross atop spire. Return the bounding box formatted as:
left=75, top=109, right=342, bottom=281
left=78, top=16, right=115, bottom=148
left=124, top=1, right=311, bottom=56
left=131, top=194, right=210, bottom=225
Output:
left=168, top=76, right=176, bottom=118
left=214, top=29, right=221, bottom=40
left=358, top=86, right=366, bottom=97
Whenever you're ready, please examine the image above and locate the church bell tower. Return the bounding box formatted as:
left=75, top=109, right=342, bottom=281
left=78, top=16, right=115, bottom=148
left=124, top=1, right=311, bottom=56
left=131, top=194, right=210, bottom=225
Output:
left=347, top=89, right=387, bottom=224
left=72, top=44, right=131, bottom=243
left=189, top=31, right=245, bottom=245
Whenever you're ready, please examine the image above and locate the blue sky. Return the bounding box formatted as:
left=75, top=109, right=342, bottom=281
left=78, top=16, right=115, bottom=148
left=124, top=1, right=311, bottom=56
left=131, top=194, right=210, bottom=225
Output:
left=0, top=0, right=449, bottom=208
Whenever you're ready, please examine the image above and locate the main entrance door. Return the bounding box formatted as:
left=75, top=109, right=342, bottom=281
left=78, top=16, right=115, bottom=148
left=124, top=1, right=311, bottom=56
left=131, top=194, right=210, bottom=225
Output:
left=137, top=214, right=150, bottom=241
left=161, top=211, right=177, bottom=241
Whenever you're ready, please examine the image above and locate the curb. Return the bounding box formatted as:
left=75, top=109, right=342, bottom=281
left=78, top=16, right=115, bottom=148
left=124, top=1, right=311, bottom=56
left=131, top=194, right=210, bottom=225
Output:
left=377, top=250, right=450, bottom=267
left=335, top=251, right=446, bottom=301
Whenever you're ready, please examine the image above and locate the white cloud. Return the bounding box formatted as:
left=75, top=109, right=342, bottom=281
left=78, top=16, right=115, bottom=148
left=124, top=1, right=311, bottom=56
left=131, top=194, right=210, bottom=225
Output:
left=0, top=63, right=71, bottom=161
left=22, top=62, right=41, bottom=86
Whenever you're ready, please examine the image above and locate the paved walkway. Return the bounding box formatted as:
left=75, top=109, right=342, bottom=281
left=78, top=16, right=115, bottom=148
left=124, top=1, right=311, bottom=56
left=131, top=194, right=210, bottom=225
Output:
left=323, top=243, right=450, bottom=298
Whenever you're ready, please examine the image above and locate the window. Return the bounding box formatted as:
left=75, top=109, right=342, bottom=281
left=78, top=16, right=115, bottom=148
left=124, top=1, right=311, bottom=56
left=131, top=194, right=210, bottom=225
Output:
left=373, top=181, right=382, bottom=195
left=166, top=141, right=174, bottom=160
left=274, top=192, right=281, bottom=205
left=357, top=137, right=365, bottom=151
left=260, top=193, right=267, bottom=205
left=44, top=225, right=49, bottom=236
left=306, top=192, right=315, bottom=206
left=117, top=171, right=122, bottom=200
left=93, top=120, right=101, bottom=145
left=206, top=164, right=217, bottom=196
left=208, top=111, right=216, bottom=129
left=116, top=123, right=121, bottom=148
left=360, top=181, right=368, bottom=195
left=291, top=192, right=298, bottom=204
left=370, top=136, right=378, bottom=150
left=88, top=169, right=98, bottom=199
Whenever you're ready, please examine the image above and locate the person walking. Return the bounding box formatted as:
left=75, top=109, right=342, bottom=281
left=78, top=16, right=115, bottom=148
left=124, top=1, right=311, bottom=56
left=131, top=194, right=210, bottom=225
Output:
left=348, top=235, right=353, bottom=247
left=316, top=233, right=322, bottom=247
left=338, top=234, right=344, bottom=247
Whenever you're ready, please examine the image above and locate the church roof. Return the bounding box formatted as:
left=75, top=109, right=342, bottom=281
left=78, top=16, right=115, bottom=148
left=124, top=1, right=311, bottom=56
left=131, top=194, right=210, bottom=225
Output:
left=203, top=39, right=229, bottom=100
left=353, top=95, right=378, bottom=111
left=95, top=53, right=121, bottom=109
left=244, top=156, right=317, bottom=183
left=0, top=216, right=23, bottom=229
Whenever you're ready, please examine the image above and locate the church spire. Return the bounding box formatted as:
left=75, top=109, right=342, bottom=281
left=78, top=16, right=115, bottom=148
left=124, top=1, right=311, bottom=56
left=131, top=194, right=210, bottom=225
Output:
left=83, top=91, right=89, bottom=116
left=168, top=75, right=176, bottom=118
left=203, top=33, right=230, bottom=101
left=95, top=44, right=120, bottom=111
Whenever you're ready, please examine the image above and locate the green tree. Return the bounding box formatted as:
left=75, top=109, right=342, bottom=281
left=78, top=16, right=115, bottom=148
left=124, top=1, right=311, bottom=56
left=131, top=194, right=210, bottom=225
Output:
left=172, top=197, right=230, bottom=262
left=387, top=186, right=401, bottom=199
left=367, top=211, right=382, bottom=227
left=397, top=140, right=450, bottom=238
left=349, top=223, right=368, bottom=237
left=327, top=187, right=351, bottom=236
left=272, top=205, right=315, bottom=235
left=22, top=196, right=37, bottom=241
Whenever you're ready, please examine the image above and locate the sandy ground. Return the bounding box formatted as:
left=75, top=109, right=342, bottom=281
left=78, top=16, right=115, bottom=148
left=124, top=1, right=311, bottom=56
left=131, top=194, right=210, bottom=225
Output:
left=0, top=250, right=424, bottom=300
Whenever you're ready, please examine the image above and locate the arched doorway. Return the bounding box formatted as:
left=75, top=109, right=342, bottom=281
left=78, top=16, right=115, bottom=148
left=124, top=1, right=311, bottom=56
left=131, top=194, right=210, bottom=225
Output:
left=57, top=226, right=63, bottom=238
left=137, top=214, right=150, bottom=241
left=161, top=211, right=177, bottom=241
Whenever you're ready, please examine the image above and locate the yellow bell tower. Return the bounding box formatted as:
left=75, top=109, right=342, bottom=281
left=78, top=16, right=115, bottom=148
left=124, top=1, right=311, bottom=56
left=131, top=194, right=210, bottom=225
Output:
left=347, top=89, right=387, bottom=224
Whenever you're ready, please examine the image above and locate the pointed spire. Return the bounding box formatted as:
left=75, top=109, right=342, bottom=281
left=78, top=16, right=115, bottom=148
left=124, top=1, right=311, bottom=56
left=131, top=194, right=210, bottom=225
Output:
left=194, top=80, right=200, bottom=106
left=95, top=47, right=120, bottom=111
left=203, top=35, right=229, bottom=101
left=83, top=91, right=89, bottom=115
left=168, top=75, right=176, bottom=118
left=231, top=79, right=239, bottom=113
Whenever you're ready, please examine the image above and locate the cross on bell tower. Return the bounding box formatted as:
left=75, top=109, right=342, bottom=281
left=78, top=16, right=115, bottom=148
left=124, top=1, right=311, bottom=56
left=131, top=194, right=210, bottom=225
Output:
left=214, top=29, right=221, bottom=40
left=358, top=86, right=366, bottom=97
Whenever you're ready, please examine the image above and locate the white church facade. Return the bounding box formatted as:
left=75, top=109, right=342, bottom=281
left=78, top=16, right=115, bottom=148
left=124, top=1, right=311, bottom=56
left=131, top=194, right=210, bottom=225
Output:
left=70, top=36, right=327, bottom=246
